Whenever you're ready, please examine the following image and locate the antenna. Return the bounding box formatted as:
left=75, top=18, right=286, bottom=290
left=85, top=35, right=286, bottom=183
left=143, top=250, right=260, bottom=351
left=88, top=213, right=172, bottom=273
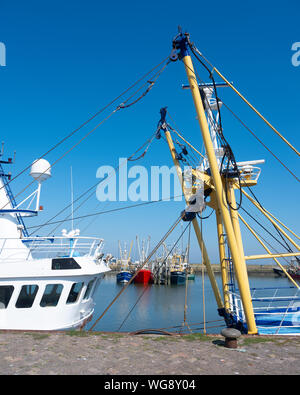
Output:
left=70, top=166, right=74, bottom=232
left=30, top=158, right=51, bottom=212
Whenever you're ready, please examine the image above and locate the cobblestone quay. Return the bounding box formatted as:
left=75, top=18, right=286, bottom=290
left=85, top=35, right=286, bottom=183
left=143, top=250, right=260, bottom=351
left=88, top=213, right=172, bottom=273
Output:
left=0, top=331, right=299, bottom=375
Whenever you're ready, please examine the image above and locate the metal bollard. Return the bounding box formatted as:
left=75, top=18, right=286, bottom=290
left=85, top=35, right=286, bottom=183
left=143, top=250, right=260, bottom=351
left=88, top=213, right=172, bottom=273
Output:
left=221, top=328, right=241, bottom=349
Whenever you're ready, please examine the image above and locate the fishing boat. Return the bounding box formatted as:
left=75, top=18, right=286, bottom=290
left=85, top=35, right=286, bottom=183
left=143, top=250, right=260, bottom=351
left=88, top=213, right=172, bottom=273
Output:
left=148, top=29, right=300, bottom=335
left=185, top=266, right=195, bottom=280
left=5, top=28, right=298, bottom=337
left=273, top=267, right=285, bottom=277
left=116, top=270, right=133, bottom=283
left=287, top=259, right=300, bottom=280
left=85, top=29, right=298, bottom=334
left=181, top=230, right=195, bottom=280
left=116, top=241, right=134, bottom=283
left=134, top=268, right=154, bottom=285
left=170, top=270, right=186, bottom=285
left=134, top=236, right=154, bottom=284
left=0, top=150, right=110, bottom=330
left=169, top=252, right=186, bottom=285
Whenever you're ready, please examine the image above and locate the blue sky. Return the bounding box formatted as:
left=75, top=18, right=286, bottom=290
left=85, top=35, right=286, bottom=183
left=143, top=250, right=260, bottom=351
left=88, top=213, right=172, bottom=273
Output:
left=0, top=0, right=299, bottom=263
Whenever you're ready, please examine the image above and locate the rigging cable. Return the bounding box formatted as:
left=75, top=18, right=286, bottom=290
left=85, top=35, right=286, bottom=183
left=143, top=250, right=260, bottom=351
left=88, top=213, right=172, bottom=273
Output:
left=221, top=101, right=300, bottom=183
left=182, top=47, right=243, bottom=210
left=156, top=110, right=215, bottom=219
left=200, top=215, right=206, bottom=334
left=27, top=61, right=169, bottom=236
left=27, top=193, right=184, bottom=230
left=28, top=131, right=158, bottom=235
left=241, top=206, right=295, bottom=254
left=181, top=222, right=192, bottom=333
left=0, top=55, right=171, bottom=197
left=87, top=214, right=184, bottom=331
left=165, top=111, right=205, bottom=160
left=238, top=211, right=292, bottom=265
left=117, top=221, right=191, bottom=332
left=189, top=43, right=300, bottom=158
left=1, top=56, right=171, bottom=211
left=184, top=42, right=299, bottom=183
left=43, top=133, right=158, bottom=236
left=243, top=185, right=296, bottom=256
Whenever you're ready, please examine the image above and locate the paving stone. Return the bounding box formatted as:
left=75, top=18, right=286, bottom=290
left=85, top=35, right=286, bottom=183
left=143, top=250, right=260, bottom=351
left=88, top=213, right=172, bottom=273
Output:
left=0, top=332, right=299, bottom=375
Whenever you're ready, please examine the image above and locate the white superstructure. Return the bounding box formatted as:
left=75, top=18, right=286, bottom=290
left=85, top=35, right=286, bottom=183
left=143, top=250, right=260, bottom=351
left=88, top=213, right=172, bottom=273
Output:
left=0, top=151, right=110, bottom=330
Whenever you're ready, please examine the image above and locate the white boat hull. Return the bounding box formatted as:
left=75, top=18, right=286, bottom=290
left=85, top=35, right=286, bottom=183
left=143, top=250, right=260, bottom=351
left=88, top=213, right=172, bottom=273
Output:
left=0, top=256, right=110, bottom=331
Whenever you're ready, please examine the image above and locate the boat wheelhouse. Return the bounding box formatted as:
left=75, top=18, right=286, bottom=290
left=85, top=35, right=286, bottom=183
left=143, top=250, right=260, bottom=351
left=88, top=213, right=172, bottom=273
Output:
left=0, top=151, right=110, bottom=330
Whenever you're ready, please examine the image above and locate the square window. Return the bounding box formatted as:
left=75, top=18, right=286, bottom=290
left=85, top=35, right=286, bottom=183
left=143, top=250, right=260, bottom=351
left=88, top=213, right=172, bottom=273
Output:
left=16, top=285, right=39, bottom=308
left=66, top=282, right=83, bottom=304
left=83, top=279, right=96, bottom=300
left=40, top=284, right=63, bottom=307
left=0, top=286, right=14, bottom=309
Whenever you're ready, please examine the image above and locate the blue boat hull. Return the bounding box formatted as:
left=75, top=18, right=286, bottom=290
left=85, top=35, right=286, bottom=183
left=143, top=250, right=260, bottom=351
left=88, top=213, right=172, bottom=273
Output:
left=117, top=271, right=133, bottom=283
left=170, top=271, right=186, bottom=285
left=233, top=306, right=300, bottom=335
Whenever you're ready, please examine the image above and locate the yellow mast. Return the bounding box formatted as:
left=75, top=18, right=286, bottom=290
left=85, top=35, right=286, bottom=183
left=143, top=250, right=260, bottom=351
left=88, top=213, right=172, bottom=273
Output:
left=173, top=32, right=257, bottom=334
left=215, top=201, right=230, bottom=311
left=163, top=127, right=224, bottom=310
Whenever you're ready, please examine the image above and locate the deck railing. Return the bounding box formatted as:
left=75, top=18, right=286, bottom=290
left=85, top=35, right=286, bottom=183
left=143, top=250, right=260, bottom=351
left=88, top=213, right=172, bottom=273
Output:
left=0, top=236, right=104, bottom=262
left=228, top=286, right=300, bottom=335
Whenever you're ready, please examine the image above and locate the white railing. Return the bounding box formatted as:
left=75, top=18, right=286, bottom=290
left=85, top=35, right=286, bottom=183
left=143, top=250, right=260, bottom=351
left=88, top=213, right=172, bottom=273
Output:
left=228, top=290, right=245, bottom=323
left=0, top=236, right=104, bottom=262
left=228, top=286, right=300, bottom=334
left=238, top=165, right=261, bottom=183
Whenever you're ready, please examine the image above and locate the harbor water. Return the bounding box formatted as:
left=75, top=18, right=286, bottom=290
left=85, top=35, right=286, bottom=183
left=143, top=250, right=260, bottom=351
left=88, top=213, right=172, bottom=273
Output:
left=86, top=271, right=295, bottom=334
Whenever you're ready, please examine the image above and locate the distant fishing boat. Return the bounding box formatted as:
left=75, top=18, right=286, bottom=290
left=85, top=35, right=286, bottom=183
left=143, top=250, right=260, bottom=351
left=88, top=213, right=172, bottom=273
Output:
left=170, top=270, right=186, bottom=285
left=287, top=259, right=300, bottom=280
left=186, top=268, right=195, bottom=280
left=170, top=253, right=186, bottom=285
left=181, top=235, right=195, bottom=280
left=134, top=236, right=154, bottom=284
left=134, top=268, right=154, bottom=284
left=273, top=260, right=300, bottom=280
left=116, top=270, right=133, bottom=284
left=116, top=241, right=133, bottom=283
left=273, top=267, right=285, bottom=277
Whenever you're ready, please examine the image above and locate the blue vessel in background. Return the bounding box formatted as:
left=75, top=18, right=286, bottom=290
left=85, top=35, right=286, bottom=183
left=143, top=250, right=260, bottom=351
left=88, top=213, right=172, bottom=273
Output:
left=116, top=270, right=134, bottom=284
left=169, top=252, right=186, bottom=285
left=170, top=270, right=186, bottom=285
left=116, top=241, right=135, bottom=284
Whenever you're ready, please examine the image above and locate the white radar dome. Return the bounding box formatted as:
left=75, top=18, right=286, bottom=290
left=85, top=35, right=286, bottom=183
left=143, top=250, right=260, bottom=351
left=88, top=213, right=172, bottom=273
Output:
left=30, top=158, right=52, bottom=182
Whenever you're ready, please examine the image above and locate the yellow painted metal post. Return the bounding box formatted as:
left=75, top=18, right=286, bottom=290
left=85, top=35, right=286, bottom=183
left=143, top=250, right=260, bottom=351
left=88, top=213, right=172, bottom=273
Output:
left=227, top=183, right=245, bottom=259
left=215, top=202, right=230, bottom=310
left=192, top=218, right=224, bottom=310
left=177, top=39, right=257, bottom=333
left=164, top=129, right=224, bottom=309
left=245, top=252, right=300, bottom=260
